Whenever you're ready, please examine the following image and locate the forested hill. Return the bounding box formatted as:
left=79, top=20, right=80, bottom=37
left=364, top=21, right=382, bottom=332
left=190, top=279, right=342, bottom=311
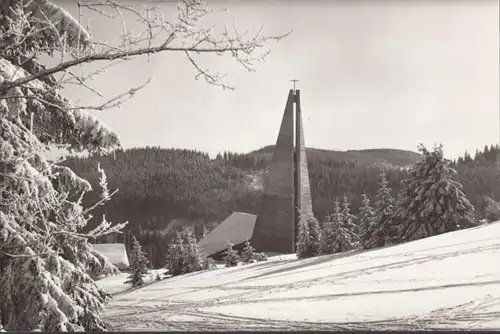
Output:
left=62, top=145, right=500, bottom=234
left=251, top=145, right=423, bottom=167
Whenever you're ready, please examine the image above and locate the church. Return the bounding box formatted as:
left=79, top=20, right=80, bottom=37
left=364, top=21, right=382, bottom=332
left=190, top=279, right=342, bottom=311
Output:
left=198, top=85, right=313, bottom=258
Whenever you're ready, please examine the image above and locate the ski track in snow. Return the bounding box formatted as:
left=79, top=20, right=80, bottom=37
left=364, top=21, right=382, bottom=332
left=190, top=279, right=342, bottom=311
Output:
left=101, top=223, right=500, bottom=331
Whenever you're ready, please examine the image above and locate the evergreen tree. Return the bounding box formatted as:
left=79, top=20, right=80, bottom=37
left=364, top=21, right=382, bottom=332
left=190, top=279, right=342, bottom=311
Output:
left=0, top=1, right=133, bottom=330
left=396, top=144, right=477, bottom=242
left=182, top=232, right=204, bottom=273
left=319, top=200, right=340, bottom=254
left=223, top=242, right=240, bottom=267
left=125, top=235, right=150, bottom=287
left=241, top=240, right=256, bottom=263
left=165, top=232, right=187, bottom=276
left=358, top=192, right=376, bottom=250
left=296, top=213, right=311, bottom=258
left=319, top=200, right=356, bottom=254
left=341, top=195, right=359, bottom=247
left=369, top=169, right=397, bottom=247
left=307, top=215, right=321, bottom=256
left=297, top=213, right=321, bottom=258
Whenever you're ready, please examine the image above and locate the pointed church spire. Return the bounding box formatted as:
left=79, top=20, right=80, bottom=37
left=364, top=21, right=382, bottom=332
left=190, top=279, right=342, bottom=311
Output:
left=251, top=87, right=313, bottom=254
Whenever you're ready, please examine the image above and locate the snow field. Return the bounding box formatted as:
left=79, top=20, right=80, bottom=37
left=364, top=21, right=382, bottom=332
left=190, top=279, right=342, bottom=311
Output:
left=99, top=221, right=500, bottom=331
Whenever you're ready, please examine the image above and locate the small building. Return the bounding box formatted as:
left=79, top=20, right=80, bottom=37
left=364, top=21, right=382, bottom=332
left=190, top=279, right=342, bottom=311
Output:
left=92, top=243, right=130, bottom=270
left=197, top=212, right=257, bottom=260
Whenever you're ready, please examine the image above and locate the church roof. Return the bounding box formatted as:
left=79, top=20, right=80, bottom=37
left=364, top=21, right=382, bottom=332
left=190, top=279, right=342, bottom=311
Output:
left=197, top=212, right=257, bottom=257
left=92, top=243, right=130, bottom=270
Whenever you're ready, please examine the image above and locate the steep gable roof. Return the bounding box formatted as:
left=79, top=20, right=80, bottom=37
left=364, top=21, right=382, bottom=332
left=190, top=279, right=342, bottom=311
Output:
left=197, top=212, right=257, bottom=257
left=92, top=243, right=130, bottom=270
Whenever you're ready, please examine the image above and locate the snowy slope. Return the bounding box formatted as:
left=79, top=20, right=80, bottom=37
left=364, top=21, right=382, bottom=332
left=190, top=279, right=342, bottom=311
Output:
left=102, top=222, right=500, bottom=331
left=98, top=270, right=166, bottom=295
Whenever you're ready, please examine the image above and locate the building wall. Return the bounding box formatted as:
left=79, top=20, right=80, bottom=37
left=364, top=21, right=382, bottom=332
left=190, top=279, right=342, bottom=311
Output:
left=251, top=90, right=295, bottom=254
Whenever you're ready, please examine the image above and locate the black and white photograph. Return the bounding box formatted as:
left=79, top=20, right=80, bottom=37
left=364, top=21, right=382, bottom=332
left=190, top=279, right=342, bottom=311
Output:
left=0, top=0, right=499, bottom=331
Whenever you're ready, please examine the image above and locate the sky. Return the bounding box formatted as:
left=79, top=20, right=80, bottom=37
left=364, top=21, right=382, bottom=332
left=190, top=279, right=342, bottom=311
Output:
left=58, top=0, right=499, bottom=159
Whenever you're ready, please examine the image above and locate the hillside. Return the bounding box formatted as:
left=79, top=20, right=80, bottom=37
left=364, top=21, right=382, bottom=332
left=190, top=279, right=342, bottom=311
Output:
left=63, top=146, right=420, bottom=232
left=99, top=221, right=500, bottom=331
left=63, top=144, right=500, bottom=268
left=252, top=145, right=423, bottom=167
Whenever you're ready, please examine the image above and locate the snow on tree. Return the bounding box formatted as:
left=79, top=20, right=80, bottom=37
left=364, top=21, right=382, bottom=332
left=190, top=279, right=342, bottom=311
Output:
left=165, top=232, right=187, bottom=276
left=125, top=235, right=150, bottom=288
left=368, top=169, right=397, bottom=248
left=307, top=215, right=321, bottom=256
left=358, top=192, right=376, bottom=250
left=483, top=196, right=500, bottom=222
left=165, top=231, right=205, bottom=275
left=182, top=232, right=205, bottom=273
left=319, top=200, right=340, bottom=254
left=0, top=0, right=285, bottom=330
left=296, top=214, right=311, bottom=259
left=223, top=241, right=240, bottom=267
left=396, top=144, right=477, bottom=242
left=341, top=195, right=359, bottom=247
left=296, top=212, right=321, bottom=259
left=241, top=240, right=256, bottom=263
left=320, top=200, right=356, bottom=254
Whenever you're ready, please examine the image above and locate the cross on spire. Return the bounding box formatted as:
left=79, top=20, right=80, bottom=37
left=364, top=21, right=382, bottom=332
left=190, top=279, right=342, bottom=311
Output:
left=290, top=78, right=300, bottom=91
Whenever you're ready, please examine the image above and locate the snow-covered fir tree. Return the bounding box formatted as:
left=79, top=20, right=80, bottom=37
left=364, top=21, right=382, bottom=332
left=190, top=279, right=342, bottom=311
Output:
left=396, top=144, right=477, bottom=242
left=341, top=195, right=359, bottom=247
left=241, top=240, right=256, bottom=263
left=182, top=232, right=205, bottom=273
left=296, top=213, right=311, bottom=258
left=296, top=213, right=321, bottom=259
left=358, top=192, right=376, bottom=250
left=165, top=232, right=187, bottom=276
left=368, top=169, right=397, bottom=248
left=165, top=231, right=207, bottom=275
left=0, top=3, right=125, bottom=329
left=319, top=200, right=356, bottom=254
left=319, top=200, right=341, bottom=254
left=125, top=235, right=150, bottom=288
left=223, top=242, right=240, bottom=267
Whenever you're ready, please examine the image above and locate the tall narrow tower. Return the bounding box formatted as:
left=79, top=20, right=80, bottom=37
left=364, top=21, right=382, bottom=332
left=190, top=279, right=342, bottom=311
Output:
left=250, top=86, right=313, bottom=254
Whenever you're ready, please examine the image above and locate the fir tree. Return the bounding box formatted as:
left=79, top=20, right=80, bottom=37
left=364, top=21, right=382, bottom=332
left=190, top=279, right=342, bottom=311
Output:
left=319, top=200, right=341, bottom=254
left=182, top=232, right=204, bottom=273
left=396, top=144, right=477, bottom=242
left=241, top=240, right=256, bottom=264
left=297, top=213, right=321, bottom=258
left=358, top=192, right=376, bottom=250
left=223, top=241, right=240, bottom=267
left=296, top=214, right=311, bottom=258
left=165, top=232, right=187, bottom=276
left=319, top=200, right=356, bottom=254
left=341, top=195, right=359, bottom=247
left=125, top=235, right=150, bottom=287
left=307, top=215, right=321, bottom=256
left=369, top=169, right=397, bottom=247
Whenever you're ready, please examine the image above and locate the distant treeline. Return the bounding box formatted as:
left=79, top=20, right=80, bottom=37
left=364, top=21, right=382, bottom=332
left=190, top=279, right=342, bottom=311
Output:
left=64, top=144, right=500, bottom=267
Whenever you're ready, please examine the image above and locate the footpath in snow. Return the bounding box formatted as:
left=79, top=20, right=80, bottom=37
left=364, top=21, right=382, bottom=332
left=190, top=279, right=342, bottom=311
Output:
left=99, top=222, right=500, bottom=331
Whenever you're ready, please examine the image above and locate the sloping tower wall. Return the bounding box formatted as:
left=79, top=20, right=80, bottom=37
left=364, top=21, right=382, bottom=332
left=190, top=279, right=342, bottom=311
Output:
left=250, top=90, right=295, bottom=253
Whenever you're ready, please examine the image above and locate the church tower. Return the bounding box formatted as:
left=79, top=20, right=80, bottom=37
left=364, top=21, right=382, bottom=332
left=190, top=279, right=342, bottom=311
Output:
left=250, top=86, right=313, bottom=254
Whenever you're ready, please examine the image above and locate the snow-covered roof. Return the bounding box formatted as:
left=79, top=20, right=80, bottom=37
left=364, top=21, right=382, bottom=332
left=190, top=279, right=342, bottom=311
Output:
left=197, top=212, right=257, bottom=257
left=92, top=243, right=129, bottom=270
